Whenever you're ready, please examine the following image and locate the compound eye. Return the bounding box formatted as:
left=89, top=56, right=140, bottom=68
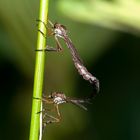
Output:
left=60, top=24, right=67, bottom=31
left=53, top=22, right=58, bottom=28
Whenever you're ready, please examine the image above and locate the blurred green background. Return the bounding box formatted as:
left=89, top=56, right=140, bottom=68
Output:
left=0, top=0, right=140, bottom=140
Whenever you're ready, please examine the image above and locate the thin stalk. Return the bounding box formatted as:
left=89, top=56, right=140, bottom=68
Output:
left=29, top=0, right=49, bottom=140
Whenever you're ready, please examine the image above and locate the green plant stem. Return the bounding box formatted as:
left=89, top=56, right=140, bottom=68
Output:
left=29, top=0, right=49, bottom=140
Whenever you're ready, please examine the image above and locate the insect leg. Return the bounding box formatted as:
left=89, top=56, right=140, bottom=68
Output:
left=43, top=104, right=61, bottom=126
left=54, top=36, right=63, bottom=51
left=36, top=19, right=54, bottom=28
left=36, top=30, right=63, bottom=52
left=36, top=19, right=48, bottom=29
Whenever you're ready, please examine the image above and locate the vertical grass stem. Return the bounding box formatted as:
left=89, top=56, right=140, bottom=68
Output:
left=29, top=0, right=49, bottom=140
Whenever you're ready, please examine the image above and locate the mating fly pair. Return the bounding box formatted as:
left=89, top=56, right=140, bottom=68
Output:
left=36, top=19, right=99, bottom=126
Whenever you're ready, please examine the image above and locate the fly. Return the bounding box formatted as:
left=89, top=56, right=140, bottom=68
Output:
left=35, top=92, right=90, bottom=128
left=37, top=20, right=100, bottom=98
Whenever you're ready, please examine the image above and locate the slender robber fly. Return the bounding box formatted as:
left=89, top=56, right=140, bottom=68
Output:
left=36, top=20, right=100, bottom=98
left=35, top=92, right=90, bottom=128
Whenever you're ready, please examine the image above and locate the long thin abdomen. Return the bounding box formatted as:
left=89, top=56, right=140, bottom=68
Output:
left=64, top=37, right=99, bottom=95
